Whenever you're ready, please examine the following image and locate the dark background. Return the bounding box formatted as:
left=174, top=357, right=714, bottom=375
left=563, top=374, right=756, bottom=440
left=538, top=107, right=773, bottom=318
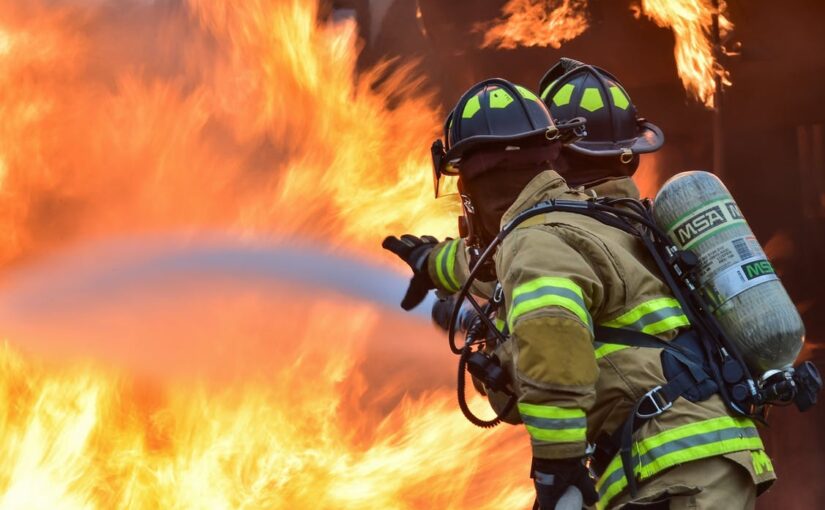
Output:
left=331, top=0, right=825, bottom=507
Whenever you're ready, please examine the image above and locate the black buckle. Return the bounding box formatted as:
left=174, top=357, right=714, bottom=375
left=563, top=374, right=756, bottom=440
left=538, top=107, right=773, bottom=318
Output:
left=636, top=386, right=673, bottom=419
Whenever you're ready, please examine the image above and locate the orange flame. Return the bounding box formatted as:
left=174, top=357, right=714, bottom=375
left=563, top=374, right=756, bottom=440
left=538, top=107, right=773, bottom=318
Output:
left=479, top=0, right=589, bottom=50
left=0, top=0, right=541, bottom=507
left=0, top=0, right=458, bottom=268
left=480, top=0, right=732, bottom=109
left=638, top=0, right=732, bottom=108
left=0, top=280, right=533, bottom=508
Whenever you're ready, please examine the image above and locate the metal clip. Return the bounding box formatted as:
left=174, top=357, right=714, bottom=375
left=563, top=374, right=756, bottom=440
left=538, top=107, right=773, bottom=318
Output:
left=545, top=126, right=560, bottom=141
left=636, top=386, right=673, bottom=419
left=620, top=148, right=634, bottom=164
left=492, top=284, right=504, bottom=305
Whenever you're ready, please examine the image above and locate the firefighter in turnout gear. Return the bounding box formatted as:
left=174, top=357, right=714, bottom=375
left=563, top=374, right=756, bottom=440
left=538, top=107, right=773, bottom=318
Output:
left=383, top=69, right=775, bottom=509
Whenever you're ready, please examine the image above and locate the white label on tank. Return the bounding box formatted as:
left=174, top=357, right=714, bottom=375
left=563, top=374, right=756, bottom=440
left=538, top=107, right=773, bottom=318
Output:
left=697, top=235, right=766, bottom=283
left=706, top=255, right=779, bottom=310
left=666, top=199, right=747, bottom=250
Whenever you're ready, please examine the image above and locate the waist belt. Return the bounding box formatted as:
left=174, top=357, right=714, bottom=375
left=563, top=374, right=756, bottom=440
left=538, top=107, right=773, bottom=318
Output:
left=590, top=327, right=717, bottom=496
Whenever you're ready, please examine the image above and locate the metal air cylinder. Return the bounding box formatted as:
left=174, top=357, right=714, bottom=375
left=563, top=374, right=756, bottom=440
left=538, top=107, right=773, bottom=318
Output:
left=652, top=171, right=804, bottom=374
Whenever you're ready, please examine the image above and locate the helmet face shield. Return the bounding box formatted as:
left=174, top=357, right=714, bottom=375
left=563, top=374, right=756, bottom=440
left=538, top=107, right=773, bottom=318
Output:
left=431, top=138, right=459, bottom=198
left=433, top=168, right=460, bottom=198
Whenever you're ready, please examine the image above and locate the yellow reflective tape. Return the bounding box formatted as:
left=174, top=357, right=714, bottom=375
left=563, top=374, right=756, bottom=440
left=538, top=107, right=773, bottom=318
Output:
left=610, top=86, right=629, bottom=110
left=596, top=417, right=763, bottom=509
left=525, top=425, right=587, bottom=443
left=508, top=294, right=589, bottom=331
left=541, top=79, right=559, bottom=101
left=517, top=403, right=585, bottom=419
left=639, top=437, right=764, bottom=479
left=639, top=314, right=690, bottom=335
left=494, top=318, right=506, bottom=332
left=595, top=455, right=628, bottom=510
left=579, top=87, right=604, bottom=112
left=752, top=450, right=773, bottom=475
left=516, top=85, right=539, bottom=102
left=434, top=242, right=458, bottom=293
left=462, top=95, right=481, bottom=119
left=594, top=344, right=629, bottom=359
left=602, top=298, right=682, bottom=328
left=489, top=87, right=514, bottom=109
left=445, top=239, right=460, bottom=292
left=552, top=83, right=575, bottom=107
left=636, top=416, right=755, bottom=455
left=513, top=276, right=583, bottom=299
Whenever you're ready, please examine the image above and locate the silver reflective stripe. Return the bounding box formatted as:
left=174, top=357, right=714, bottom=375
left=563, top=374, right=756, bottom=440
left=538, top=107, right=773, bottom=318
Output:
left=618, top=304, right=685, bottom=332
left=637, top=425, right=760, bottom=467
left=511, top=286, right=586, bottom=316
left=521, top=415, right=587, bottom=431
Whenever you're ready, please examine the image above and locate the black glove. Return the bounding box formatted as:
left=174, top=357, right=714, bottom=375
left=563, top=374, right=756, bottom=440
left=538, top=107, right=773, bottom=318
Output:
left=532, top=457, right=598, bottom=510
left=382, top=234, right=439, bottom=311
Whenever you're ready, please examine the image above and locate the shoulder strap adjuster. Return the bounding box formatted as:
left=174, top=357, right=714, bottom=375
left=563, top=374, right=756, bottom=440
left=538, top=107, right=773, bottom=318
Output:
left=636, top=385, right=673, bottom=419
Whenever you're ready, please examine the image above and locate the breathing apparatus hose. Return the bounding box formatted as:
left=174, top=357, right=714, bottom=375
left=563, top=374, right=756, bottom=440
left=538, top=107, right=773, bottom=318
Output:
left=456, top=345, right=517, bottom=428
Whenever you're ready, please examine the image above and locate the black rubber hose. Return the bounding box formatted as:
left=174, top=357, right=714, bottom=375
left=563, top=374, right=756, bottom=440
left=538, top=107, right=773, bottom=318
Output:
left=457, top=346, right=517, bottom=428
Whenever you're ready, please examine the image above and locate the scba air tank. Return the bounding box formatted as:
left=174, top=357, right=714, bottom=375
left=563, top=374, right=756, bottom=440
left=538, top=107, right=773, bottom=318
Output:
left=653, top=171, right=804, bottom=374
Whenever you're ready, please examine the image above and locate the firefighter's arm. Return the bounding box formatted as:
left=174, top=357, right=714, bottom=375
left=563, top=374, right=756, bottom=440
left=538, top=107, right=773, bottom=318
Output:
left=427, top=238, right=495, bottom=298
left=498, top=226, right=604, bottom=460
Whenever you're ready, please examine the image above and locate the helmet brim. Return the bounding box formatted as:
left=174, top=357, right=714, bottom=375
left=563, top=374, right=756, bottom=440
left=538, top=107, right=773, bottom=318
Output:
left=565, top=120, right=664, bottom=157
left=440, top=127, right=555, bottom=175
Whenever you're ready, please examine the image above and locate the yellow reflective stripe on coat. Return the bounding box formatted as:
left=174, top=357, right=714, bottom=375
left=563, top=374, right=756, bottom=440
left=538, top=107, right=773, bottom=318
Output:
left=595, top=298, right=691, bottom=359
left=508, top=277, right=591, bottom=332
left=601, top=297, right=690, bottom=335
left=518, top=403, right=587, bottom=444
left=595, top=416, right=766, bottom=509
left=434, top=240, right=460, bottom=293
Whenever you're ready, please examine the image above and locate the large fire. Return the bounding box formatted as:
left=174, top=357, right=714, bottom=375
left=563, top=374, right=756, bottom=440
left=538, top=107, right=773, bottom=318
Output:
left=481, top=0, right=732, bottom=108
left=0, top=0, right=537, bottom=508
left=0, top=0, right=458, bottom=268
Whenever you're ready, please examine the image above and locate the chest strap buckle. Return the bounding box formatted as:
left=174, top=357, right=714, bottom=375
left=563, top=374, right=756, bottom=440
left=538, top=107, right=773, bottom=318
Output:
left=636, top=386, right=673, bottom=419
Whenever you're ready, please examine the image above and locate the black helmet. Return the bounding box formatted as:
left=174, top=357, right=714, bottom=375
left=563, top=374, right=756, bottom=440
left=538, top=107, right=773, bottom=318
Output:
left=538, top=58, right=664, bottom=162
left=431, top=78, right=561, bottom=196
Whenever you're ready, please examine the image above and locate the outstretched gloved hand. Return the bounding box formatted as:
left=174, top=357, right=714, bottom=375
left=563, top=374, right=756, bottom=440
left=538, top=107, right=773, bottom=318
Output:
left=532, top=457, right=598, bottom=510
left=382, top=234, right=439, bottom=311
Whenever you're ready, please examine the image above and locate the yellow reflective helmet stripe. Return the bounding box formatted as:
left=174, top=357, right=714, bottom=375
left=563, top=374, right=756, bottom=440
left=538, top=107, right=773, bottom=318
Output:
left=540, top=79, right=559, bottom=101
left=518, top=404, right=587, bottom=444
left=508, top=276, right=591, bottom=331
left=516, top=84, right=539, bottom=102
left=580, top=87, right=605, bottom=112
left=552, top=83, right=575, bottom=107
left=595, top=416, right=767, bottom=509
left=489, top=87, right=514, bottom=108
left=610, top=86, right=630, bottom=110
left=462, top=95, right=481, bottom=119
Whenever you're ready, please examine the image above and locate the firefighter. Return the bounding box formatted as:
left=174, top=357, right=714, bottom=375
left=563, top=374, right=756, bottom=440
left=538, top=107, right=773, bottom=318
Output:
left=383, top=64, right=775, bottom=510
